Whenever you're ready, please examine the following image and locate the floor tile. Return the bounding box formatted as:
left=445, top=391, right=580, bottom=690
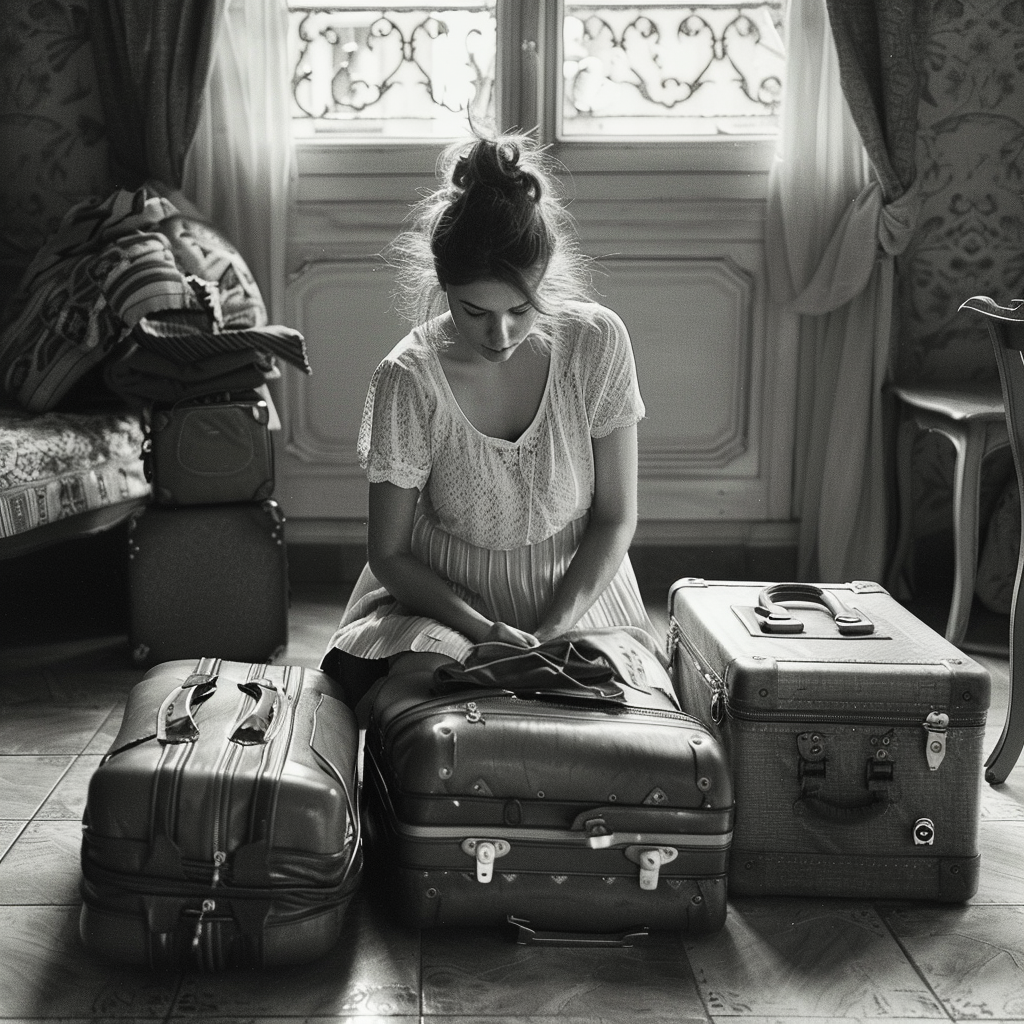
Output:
left=170, top=887, right=420, bottom=1018
left=0, top=819, right=83, bottom=904
left=973, top=820, right=1024, bottom=903
left=0, top=819, right=25, bottom=859
left=886, top=904, right=1024, bottom=1021
left=685, top=899, right=947, bottom=1018
left=981, top=770, right=1024, bottom=819
left=0, top=905, right=178, bottom=1019
left=0, top=702, right=114, bottom=755
left=0, top=754, right=73, bottom=817
left=420, top=925, right=704, bottom=1021
left=36, top=754, right=102, bottom=820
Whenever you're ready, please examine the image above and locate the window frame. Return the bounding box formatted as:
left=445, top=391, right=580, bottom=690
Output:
left=292, top=0, right=779, bottom=179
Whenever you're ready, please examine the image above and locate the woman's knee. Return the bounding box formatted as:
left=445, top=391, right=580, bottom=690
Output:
left=354, top=651, right=459, bottom=728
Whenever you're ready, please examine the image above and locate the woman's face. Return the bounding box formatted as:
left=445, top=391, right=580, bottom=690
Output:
left=445, top=278, right=540, bottom=364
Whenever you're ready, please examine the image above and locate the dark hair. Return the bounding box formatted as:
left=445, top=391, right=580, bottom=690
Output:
left=387, top=131, right=594, bottom=347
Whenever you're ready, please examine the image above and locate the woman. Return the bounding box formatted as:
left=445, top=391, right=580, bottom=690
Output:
left=321, top=131, right=663, bottom=714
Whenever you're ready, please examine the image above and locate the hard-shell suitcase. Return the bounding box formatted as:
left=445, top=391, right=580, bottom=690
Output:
left=668, top=579, right=991, bottom=901
left=128, top=500, right=288, bottom=666
left=80, top=658, right=362, bottom=969
left=143, top=395, right=275, bottom=506
left=363, top=632, right=734, bottom=938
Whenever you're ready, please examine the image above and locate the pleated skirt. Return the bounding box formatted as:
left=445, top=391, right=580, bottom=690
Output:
left=323, top=512, right=665, bottom=666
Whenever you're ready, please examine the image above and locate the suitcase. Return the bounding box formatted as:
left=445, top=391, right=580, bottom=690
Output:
left=363, top=632, right=734, bottom=939
left=143, top=395, right=275, bottom=506
left=668, top=578, right=991, bottom=901
left=128, top=500, right=288, bottom=666
left=79, top=658, right=362, bottom=969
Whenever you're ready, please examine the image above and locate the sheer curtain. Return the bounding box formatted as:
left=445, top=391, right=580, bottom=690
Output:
left=766, top=0, right=922, bottom=582
left=183, top=0, right=295, bottom=324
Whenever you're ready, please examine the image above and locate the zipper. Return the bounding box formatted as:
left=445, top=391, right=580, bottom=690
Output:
left=387, top=818, right=732, bottom=851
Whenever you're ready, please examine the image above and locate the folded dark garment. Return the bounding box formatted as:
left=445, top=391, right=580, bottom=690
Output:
left=133, top=313, right=311, bottom=375
left=104, top=344, right=278, bottom=402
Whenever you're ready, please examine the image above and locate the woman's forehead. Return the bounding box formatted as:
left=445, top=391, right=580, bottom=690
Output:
left=447, top=278, right=533, bottom=310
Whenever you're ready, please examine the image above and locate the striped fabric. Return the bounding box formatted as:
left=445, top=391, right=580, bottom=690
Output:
left=133, top=317, right=311, bottom=375
left=324, top=512, right=665, bottom=667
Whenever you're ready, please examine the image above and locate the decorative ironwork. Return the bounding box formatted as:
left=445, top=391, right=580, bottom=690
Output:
left=289, top=5, right=496, bottom=137
left=562, top=2, right=785, bottom=135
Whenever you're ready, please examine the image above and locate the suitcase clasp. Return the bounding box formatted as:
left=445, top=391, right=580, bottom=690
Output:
left=624, top=846, right=678, bottom=890
left=461, top=838, right=510, bottom=883
left=923, top=711, right=950, bottom=771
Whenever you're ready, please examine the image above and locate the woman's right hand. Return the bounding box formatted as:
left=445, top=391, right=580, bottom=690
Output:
left=479, top=621, right=540, bottom=649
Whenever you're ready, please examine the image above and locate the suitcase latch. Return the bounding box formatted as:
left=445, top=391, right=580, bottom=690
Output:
left=922, top=711, right=950, bottom=771
left=624, top=846, right=678, bottom=890
left=461, top=838, right=510, bottom=883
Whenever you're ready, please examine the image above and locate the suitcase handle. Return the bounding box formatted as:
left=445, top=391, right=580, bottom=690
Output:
left=230, top=680, right=283, bottom=745
left=157, top=671, right=219, bottom=744
left=755, top=583, right=874, bottom=636
left=794, top=789, right=891, bottom=823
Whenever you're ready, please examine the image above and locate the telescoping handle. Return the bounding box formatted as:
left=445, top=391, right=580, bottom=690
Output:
left=755, top=583, right=874, bottom=636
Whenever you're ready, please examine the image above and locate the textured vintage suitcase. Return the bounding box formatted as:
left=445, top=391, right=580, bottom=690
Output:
left=363, top=632, right=734, bottom=939
left=79, top=658, right=362, bottom=969
left=669, top=579, right=991, bottom=901
left=128, top=500, right=288, bottom=666
left=143, top=396, right=275, bottom=506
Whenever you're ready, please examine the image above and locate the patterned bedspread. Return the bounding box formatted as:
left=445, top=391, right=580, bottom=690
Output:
left=0, top=403, right=150, bottom=542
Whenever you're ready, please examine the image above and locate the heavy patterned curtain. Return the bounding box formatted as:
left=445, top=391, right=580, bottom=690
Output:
left=183, top=0, right=295, bottom=323
left=88, top=0, right=226, bottom=189
left=767, top=0, right=926, bottom=582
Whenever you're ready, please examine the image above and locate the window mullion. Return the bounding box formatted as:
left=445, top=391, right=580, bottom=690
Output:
left=497, top=0, right=549, bottom=140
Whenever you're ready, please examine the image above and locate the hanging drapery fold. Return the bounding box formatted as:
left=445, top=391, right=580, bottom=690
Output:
left=183, top=0, right=296, bottom=323
left=766, top=0, right=926, bottom=582
left=88, top=0, right=226, bottom=189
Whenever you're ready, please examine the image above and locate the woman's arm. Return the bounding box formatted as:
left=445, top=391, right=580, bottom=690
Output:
left=367, top=481, right=538, bottom=647
left=534, top=422, right=639, bottom=643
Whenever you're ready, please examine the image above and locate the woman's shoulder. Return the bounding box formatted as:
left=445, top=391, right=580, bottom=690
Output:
left=557, top=301, right=631, bottom=358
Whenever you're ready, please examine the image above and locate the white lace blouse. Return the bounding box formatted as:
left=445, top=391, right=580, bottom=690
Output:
left=358, top=301, right=645, bottom=549
left=325, top=300, right=661, bottom=665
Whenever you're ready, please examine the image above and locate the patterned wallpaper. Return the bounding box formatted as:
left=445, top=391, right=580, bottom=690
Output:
left=0, top=0, right=113, bottom=298
left=894, top=0, right=1024, bottom=583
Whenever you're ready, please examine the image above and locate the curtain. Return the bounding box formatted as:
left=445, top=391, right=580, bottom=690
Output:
left=89, top=0, right=226, bottom=189
left=183, top=0, right=296, bottom=324
left=766, top=0, right=925, bottom=582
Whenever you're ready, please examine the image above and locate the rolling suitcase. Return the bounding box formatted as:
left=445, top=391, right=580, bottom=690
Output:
left=143, top=394, right=275, bottom=506
left=363, top=631, right=734, bottom=939
left=80, top=658, right=362, bottom=969
left=669, top=579, right=991, bottom=901
left=127, top=500, right=288, bottom=666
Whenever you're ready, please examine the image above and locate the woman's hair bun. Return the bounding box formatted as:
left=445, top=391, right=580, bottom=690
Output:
left=452, top=137, right=542, bottom=203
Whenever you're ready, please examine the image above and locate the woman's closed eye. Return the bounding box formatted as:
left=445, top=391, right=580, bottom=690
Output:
left=463, top=304, right=533, bottom=318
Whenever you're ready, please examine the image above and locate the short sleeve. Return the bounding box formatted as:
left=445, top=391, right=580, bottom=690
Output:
left=357, top=354, right=433, bottom=489
left=583, top=307, right=646, bottom=438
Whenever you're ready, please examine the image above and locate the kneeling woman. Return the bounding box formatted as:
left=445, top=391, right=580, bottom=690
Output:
left=321, top=131, right=663, bottom=717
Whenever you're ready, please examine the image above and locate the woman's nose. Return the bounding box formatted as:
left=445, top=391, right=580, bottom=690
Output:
left=490, top=315, right=513, bottom=345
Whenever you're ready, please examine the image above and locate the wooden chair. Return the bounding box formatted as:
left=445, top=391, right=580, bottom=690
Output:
left=887, top=383, right=1008, bottom=646
left=959, top=295, right=1024, bottom=785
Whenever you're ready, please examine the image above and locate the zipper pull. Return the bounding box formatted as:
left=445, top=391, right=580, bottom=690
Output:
left=923, top=711, right=949, bottom=771
left=211, top=850, right=226, bottom=887
left=191, top=898, right=216, bottom=949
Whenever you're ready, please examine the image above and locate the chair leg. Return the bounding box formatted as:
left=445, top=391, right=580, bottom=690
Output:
left=887, top=413, right=919, bottom=600
left=987, top=502, right=1024, bottom=785
left=946, top=421, right=986, bottom=647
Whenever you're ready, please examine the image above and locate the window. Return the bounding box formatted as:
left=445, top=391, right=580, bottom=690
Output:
left=287, top=1, right=785, bottom=143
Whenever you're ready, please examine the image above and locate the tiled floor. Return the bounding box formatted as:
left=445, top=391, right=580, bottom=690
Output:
left=1, top=583, right=1022, bottom=1023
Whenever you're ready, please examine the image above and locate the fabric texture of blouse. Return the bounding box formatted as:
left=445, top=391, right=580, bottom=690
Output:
left=324, top=300, right=664, bottom=666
